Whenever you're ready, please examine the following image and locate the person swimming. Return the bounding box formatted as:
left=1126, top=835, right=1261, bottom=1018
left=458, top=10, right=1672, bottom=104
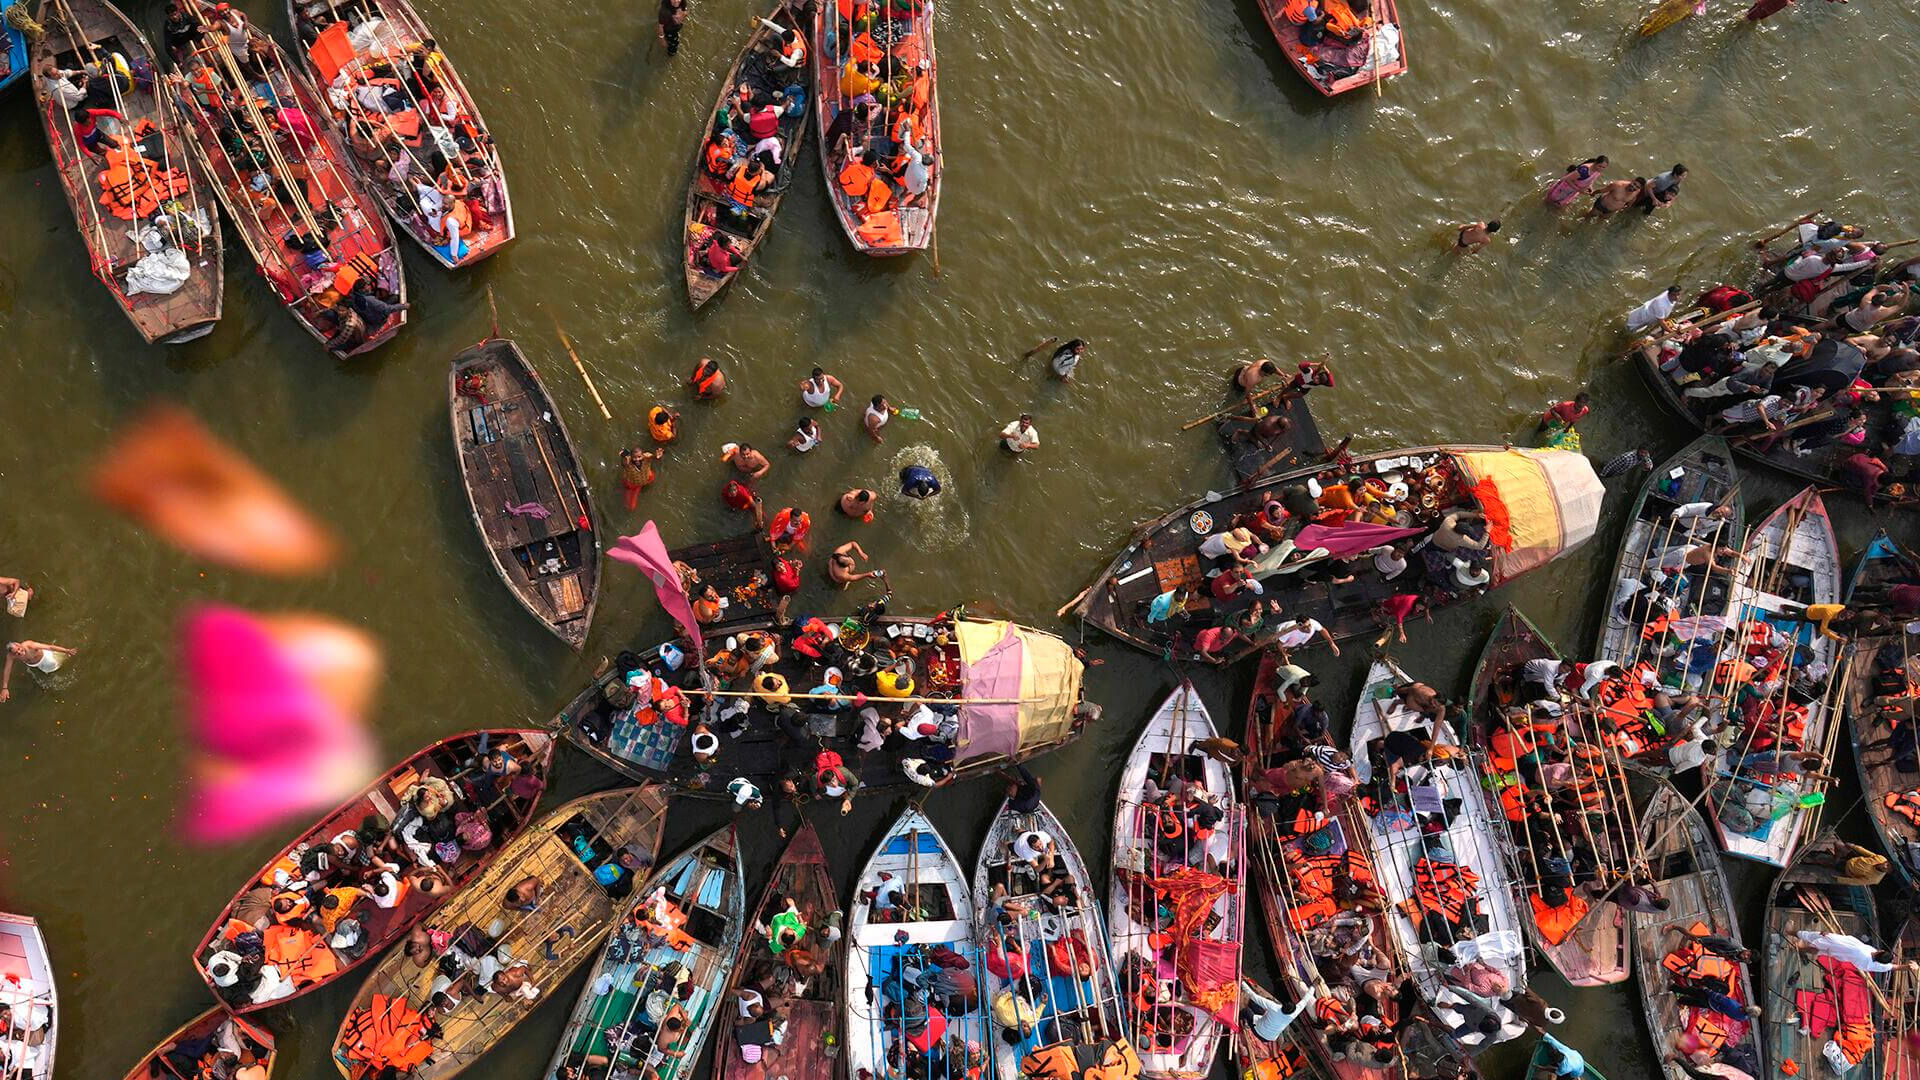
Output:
left=900, top=464, right=941, bottom=499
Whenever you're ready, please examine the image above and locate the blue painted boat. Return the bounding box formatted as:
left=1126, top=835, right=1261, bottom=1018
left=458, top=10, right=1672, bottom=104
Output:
left=0, top=0, right=30, bottom=93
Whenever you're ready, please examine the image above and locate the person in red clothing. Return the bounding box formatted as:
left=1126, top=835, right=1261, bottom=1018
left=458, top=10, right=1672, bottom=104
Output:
left=1540, top=392, right=1591, bottom=433
left=1841, top=450, right=1889, bottom=506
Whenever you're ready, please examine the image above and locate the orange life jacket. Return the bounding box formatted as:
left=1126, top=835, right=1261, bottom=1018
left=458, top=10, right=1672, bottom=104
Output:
left=1886, top=790, right=1920, bottom=826
left=779, top=34, right=807, bottom=68
left=272, top=889, right=311, bottom=923
left=333, top=251, right=380, bottom=296
left=704, top=138, right=732, bottom=176
left=691, top=358, right=723, bottom=396
left=1528, top=890, right=1590, bottom=945
left=1411, top=857, right=1478, bottom=925
left=838, top=160, right=875, bottom=199
left=728, top=168, right=760, bottom=207
left=1489, top=726, right=1537, bottom=772
left=1498, top=783, right=1531, bottom=822
left=1663, top=930, right=1736, bottom=986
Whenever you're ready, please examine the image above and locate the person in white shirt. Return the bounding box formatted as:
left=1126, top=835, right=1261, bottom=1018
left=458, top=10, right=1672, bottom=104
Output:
left=369, top=871, right=404, bottom=908
left=1369, top=544, right=1409, bottom=580
left=999, top=414, right=1040, bottom=453
left=1012, top=829, right=1055, bottom=869
left=1627, top=285, right=1682, bottom=333
left=864, top=395, right=890, bottom=442
left=1794, top=930, right=1906, bottom=974
left=1274, top=616, right=1337, bottom=656
left=40, top=64, right=88, bottom=109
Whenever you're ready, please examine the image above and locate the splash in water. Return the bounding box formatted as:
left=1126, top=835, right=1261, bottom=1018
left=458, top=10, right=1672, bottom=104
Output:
left=887, top=444, right=969, bottom=550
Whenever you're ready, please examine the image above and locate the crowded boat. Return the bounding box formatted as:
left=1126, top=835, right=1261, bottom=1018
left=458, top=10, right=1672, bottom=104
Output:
left=32, top=0, right=224, bottom=343
left=1253, top=0, right=1406, bottom=95
left=1631, top=215, right=1920, bottom=508
left=813, top=0, right=938, bottom=254
left=1068, top=444, right=1602, bottom=665
left=167, top=0, right=407, bottom=356
left=289, top=0, right=514, bottom=266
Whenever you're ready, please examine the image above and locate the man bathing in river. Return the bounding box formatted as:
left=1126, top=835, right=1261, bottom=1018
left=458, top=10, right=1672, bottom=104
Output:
left=1456, top=219, right=1500, bottom=254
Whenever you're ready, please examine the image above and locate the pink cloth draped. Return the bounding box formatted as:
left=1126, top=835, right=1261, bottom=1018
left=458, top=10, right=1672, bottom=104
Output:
left=958, top=625, right=1023, bottom=762
left=1293, top=522, right=1422, bottom=560
left=610, top=522, right=705, bottom=662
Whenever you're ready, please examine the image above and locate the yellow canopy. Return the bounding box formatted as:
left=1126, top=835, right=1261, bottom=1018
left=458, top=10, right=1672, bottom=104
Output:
left=1451, top=447, right=1603, bottom=581
left=953, top=619, right=1085, bottom=761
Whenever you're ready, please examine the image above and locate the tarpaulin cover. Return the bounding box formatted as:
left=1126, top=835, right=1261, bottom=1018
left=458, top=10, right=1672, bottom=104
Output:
left=954, top=620, right=1083, bottom=762
left=1777, top=337, right=1867, bottom=396
left=1153, top=867, right=1239, bottom=1014
left=1452, top=448, right=1603, bottom=582
left=1292, top=522, right=1423, bottom=560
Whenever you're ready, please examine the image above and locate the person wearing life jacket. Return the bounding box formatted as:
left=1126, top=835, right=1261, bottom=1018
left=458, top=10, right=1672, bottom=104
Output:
left=703, top=125, right=737, bottom=178
left=725, top=157, right=773, bottom=215
left=761, top=23, right=807, bottom=72
left=690, top=357, right=727, bottom=398
left=270, top=889, right=312, bottom=924
left=768, top=506, right=811, bottom=549
left=330, top=251, right=380, bottom=298
left=838, top=146, right=877, bottom=203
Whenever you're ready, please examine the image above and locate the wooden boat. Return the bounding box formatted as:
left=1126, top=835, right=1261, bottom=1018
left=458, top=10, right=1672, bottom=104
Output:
left=1466, top=607, right=1631, bottom=987
left=974, top=794, right=1129, bottom=1080
left=710, top=820, right=841, bottom=1080
left=1888, top=919, right=1920, bottom=1080
left=1066, top=445, right=1603, bottom=665
left=1253, top=0, right=1406, bottom=96
left=123, top=1007, right=274, bottom=1080
left=31, top=0, right=224, bottom=343
left=1109, top=682, right=1242, bottom=1079
left=1633, top=772, right=1762, bottom=1080
left=1763, top=829, right=1884, bottom=1080
left=1631, top=335, right=1919, bottom=507
left=1237, top=979, right=1325, bottom=1080
left=1245, top=652, right=1469, bottom=1080
left=1847, top=532, right=1920, bottom=888
left=449, top=338, right=601, bottom=650
left=285, top=0, right=512, bottom=267
left=844, top=809, right=990, bottom=1080
left=1703, top=487, right=1843, bottom=866
left=558, top=612, right=1089, bottom=797
left=1590, top=435, right=1743, bottom=772
left=682, top=0, right=811, bottom=308
left=0, top=912, right=55, bottom=1079
left=1348, top=658, right=1527, bottom=1052
left=1527, top=1034, right=1604, bottom=1080
left=169, top=0, right=406, bottom=357
left=545, top=825, right=746, bottom=1080
left=813, top=0, right=938, bottom=255
left=191, top=730, right=553, bottom=1012
left=331, top=786, right=670, bottom=1080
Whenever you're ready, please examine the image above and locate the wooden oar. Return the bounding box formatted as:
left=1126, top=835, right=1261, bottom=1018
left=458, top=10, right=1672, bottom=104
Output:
left=1181, top=375, right=1282, bottom=431
left=1022, top=336, right=1060, bottom=361
left=1878, top=237, right=1920, bottom=252
left=1753, top=212, right=1820, bottom=249
left=544, top=308, right=612, bottom=421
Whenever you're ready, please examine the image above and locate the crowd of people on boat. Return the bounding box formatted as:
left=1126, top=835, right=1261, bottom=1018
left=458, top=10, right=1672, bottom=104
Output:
left=689, top=11, right=809, bottom=281
left=820, top=0, right=936, bottom=247
left=1635, top=217, right=1920, bottom=505
left=199, top=742, right=544, bottom=1009
left=979, top=824, right=1117, bottom=1061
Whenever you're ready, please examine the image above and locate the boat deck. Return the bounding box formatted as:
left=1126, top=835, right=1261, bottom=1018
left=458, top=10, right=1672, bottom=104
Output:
left=1213, top=393, right=1326, bottom=483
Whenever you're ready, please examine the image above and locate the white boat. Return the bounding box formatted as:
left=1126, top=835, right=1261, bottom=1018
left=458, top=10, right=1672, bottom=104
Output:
left=1348, top=659, right=1527, bottom=1052
left=1705, top=487, right=1842, bottom=867
left=1107, top=683, right=1244, bottom=1079
left=846, top=808, right=991, bottom=1080
left=0, top=912, right=54, bottom=1079
left=973, top=797, right=1129, bottom=1080
left=545, top=825, right=746, bottom=1080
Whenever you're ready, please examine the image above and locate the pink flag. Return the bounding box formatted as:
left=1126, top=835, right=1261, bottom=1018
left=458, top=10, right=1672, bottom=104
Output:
left=610, top=522, right=705, bottom=661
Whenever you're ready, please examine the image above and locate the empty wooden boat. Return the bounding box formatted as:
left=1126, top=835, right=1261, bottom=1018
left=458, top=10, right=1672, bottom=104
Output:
left=1253, top=0, right=1406, bottom=96
left=1590, top=435, right=1742, bottom=773
left=1467, top=606, right=1630, bottom=987
left=331, top=786, right=669, bottom=1080
left=1704, top=487, right=1842, bottom=866
left=192, top=730, right=553, bottom=1012
left=1845, top=531, right=1920, bottom=888
left=844, top=809, right=991, bottom=1080
left=975, top=794, right=1128, bottom=1080
left=1067, top=445, right=1603, bottom=665
left=449, top=337, right=601, bottom=649
left=1110, top=682, right=1243, bottom=1079
left=1764, top=829, right=1884, bottom=1080
left=683, top=0, right=810, bottom=308
left=286, top=0, right=512, bottom=267
left=169, top=0, right=406, bottom=357
left=0, top=912, right=55, bottom=1079
left=31, top=0, right=223, bottom=342
left=1349, top=657, right=1526, bottom=1053
left=122, top=1007, right=273, bottom=1080
left=545, top=825, right=746, bottom=1080
left=1634, top=771, right=1762, bottom=1080
left=558, top=612, right=1090, bottom=795
left=710, top=820, right=841, bottom=1080
left=814, top=0, right=939, bottom=254
left=1246, top=652, right=1470, bottom=1080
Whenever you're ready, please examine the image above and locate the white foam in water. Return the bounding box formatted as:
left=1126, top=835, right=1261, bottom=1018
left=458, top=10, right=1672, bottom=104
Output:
left=888, top=444, right=969, bottom=550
